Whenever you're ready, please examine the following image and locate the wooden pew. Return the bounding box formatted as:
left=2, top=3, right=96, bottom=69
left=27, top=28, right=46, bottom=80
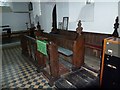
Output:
left=35, top=20, right=85, bottom=69
left=21, top=35, right=70, bottom=86
left=35, top=31, right=85, bottom=69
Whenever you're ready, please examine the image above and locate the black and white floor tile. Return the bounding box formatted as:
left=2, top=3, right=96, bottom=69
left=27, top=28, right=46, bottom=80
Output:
left=2, top=46, right=52, bottom=89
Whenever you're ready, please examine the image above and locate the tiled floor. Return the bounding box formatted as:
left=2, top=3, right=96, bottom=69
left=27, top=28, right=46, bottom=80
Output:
left=2, top=45, right=52, bottom=89
left=1, top=42, right=100, bottom=89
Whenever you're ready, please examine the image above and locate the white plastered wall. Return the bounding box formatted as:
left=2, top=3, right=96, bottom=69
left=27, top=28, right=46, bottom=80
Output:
left=118, top=1, right=120, bottom=37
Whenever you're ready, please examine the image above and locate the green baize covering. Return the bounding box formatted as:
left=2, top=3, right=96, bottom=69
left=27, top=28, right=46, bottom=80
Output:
left=36, top=40, right=48, bottom=56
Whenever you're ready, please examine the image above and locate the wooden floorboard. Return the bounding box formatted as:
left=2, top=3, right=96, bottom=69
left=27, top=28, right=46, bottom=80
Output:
left=55, top=67, right=100, bottom=88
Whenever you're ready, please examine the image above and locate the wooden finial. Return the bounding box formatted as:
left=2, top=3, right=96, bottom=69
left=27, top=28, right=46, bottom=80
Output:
left=112, top=16, right=119, bottom=37
left=37, top=21, right=41, bottom=31
left=76, top=20, right=83, bottom=35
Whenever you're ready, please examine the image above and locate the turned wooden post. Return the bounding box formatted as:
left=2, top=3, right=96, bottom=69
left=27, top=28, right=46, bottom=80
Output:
left=72, top=20, right=85, bottom=69
left=76, top=20, right=83, bottom=36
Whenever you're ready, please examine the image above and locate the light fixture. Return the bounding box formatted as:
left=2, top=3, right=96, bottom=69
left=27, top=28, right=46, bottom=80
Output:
left=86, top=0, right=94, bottom=4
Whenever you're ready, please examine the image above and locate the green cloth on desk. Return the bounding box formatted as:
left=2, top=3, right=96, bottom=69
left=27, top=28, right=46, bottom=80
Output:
left=36, top=40, right=48, bottom=56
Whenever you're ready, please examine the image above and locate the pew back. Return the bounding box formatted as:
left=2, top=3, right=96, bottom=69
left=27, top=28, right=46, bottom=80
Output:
left=36, top=30, right=85, bottom=69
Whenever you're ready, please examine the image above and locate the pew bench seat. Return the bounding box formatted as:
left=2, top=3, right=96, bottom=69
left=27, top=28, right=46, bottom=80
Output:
left=58, top=47, right=73, bottom=56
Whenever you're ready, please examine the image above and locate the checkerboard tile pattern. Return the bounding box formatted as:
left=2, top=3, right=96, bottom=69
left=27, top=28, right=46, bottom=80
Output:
left=2, top=46, right=52, bottom=89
